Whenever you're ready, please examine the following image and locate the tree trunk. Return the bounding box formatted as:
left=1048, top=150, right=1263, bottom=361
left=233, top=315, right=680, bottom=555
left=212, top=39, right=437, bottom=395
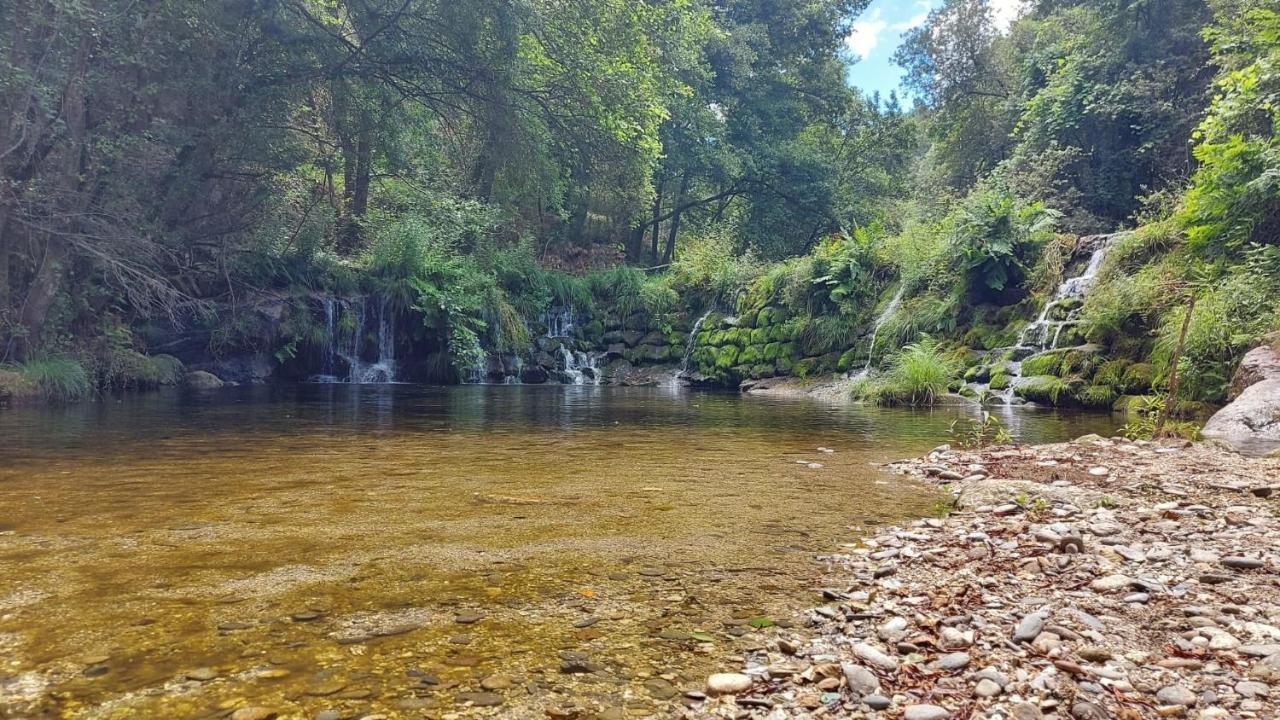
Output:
left=662, top=172, right=690, bottom=264
left=649, top=178, right=664, bottom=264
left=351, top=109, right=372, bottom=217
left=18, top=34, right=92, bottom=358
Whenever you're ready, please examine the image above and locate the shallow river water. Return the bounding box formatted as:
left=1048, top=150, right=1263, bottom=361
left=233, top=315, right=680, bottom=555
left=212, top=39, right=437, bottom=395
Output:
left=0, top=385, right=1120, bottom=719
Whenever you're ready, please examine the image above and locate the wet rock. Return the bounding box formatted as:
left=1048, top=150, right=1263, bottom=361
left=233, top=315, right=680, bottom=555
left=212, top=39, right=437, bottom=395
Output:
left=454, top=612, right=485, bottom=624
left=481, top=675, right=514, bottom=691
left=706, top=673, right=753, bottom=695
left=230, top=709, right=277, bottom=720
left=184, top=667, right=218, bottom=681
left=457, top=691, right=504, bottom=707
left=644, top=678, right=678, bottom=700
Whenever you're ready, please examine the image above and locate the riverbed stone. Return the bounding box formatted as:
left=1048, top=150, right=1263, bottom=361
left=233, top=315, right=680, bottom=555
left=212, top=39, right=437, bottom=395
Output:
left=707, top=673, right=753, bottom=695
left=903, top=704, right=950, bottom=720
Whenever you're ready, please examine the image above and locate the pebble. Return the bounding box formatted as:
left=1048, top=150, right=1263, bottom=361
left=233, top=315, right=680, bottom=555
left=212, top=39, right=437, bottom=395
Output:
left=1157, top=685, right=1198, bottom=707
left=231, top=709, right=277, bottom=720
left=974, top=677, right=1002, bottom=697
left=184, top=667, right=218, bottom=681
left=1089, top=574, right=1133, bottom=593
left=706, top=673, right=753, bottom=695
left=863, top=694, right=892, bottom=710
left=903, top=704, right=951, bottom=720
left=1014, top=612, right=1046, bottom=642
left=480, top=675, right=513, bottom=691
left=841, top=663, right=879, bottom=695
left=1222, top=556, right=1265, bottom=570
left=456, top=692, right=503, bottom=707
left=853, top=642, right=899, bottom=671
left=934, top=652, right=971, bottom=670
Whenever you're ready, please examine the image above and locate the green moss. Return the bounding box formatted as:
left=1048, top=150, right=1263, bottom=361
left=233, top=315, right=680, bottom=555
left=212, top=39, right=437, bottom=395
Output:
left=1120, top=363, right=1156, bottom=393
left=764, top=342, right=783, bottom=361
left=989, top=371, right=1011, bottom=391
left=964, top=365, right=992, bottom=383
left=750, top=328, right=769, bottom=344
left=837, top=348, right=860, bottom=372
left=793, top=357, right=819, bottom=378
left=1020, top=350, right=1068, bottom=377
left=1076, top=384, right=1118, bottom=409
left=779, top=342, right=797, bottom=359
left=715, top=346, right=740, bottom=369
left=775, top=356, right=794, bottom=374
left=750, top=364, right=775, bottom=378
left=1015, top=375, right=1076, bottom=405
left=769, top=324, right=788, bottom=342
left=1093, top=359, right=1131, bottom=386
left=1061, top=347, right=1102, bottom=377
left=739, top=345, right=764, bottom=366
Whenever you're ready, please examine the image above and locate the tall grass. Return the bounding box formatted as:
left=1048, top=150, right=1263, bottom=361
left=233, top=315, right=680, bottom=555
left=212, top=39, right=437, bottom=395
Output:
left=854, top=336, right=960, bottom=406
left=13, top=357, right=92, bottom=401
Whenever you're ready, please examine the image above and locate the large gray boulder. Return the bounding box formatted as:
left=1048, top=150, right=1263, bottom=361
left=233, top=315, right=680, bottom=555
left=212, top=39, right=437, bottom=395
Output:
left=1203, top=342, right=1280, bottom=455
left=184, top=370, right=225, bottom=390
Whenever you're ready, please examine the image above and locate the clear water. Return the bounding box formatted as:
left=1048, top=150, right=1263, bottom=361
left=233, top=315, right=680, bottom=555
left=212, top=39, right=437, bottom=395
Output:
left=0, top=385, right=1120, bottom=718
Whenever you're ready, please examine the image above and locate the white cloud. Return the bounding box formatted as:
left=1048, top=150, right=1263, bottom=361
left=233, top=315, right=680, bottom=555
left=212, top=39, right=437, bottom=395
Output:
left=893, top=1, right=933, bottom=31
left=846, top=8, right=887, bottom=60
left=990, top=0, right=1025, bottom=31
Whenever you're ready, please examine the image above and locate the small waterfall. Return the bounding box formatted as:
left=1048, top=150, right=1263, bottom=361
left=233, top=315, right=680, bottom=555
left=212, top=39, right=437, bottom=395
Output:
left=989, top=233, right=1121, bottom=403
left=558, top=345, right=602, bottom=385
left=862, top=284, right=906, bottom=375
left=543, top=306, right=576, bottom=338
left=310, top=296, right=397, bottom=384
left=679, top=310, right=714, bottom=376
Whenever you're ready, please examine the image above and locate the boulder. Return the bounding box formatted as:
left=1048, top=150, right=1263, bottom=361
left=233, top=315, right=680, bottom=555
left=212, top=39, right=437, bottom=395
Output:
left=1203, top=341, right=1280, bottom=455
left=1229, top=341, right=1280, bottom=400
left=184, top=370, right=225, bottom=389
left=1203, top=378, right=1280, bottom=455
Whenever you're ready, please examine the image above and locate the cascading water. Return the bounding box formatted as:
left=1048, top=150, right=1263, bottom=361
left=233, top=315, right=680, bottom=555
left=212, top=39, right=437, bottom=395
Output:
left=987, top=233, right=1121, bottom=402
left=558, top=345, right=602, bottom=385
left=856, top=284, right=906, bottom=378
left=679, top=310, right=714, bottom=377
left=310, top=296, right=397, bottom=384
left=543, top=306, right=576, bottom=338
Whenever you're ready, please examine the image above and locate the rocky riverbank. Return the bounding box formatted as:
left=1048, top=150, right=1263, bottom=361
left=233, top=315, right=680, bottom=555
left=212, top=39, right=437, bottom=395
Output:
left=694, top=438, right=1280, bottom=719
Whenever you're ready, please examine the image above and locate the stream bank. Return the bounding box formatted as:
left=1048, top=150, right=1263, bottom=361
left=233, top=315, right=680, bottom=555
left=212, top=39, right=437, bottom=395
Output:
left=695, top=438, right=1280, bottom=719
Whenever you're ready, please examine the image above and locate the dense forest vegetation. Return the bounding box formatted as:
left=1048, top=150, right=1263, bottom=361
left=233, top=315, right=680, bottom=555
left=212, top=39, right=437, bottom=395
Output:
left=1, top=0, right=1278, bottom=411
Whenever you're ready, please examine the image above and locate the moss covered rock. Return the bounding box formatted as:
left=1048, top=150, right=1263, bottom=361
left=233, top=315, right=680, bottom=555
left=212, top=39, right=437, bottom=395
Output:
left=1020, top=350, right=1068, bottom=378
left=989, top=372, right=1011, bottom=391
left=1094, top=359, right=1131, bottom=386
left=714, top=346, right=740, bottom=370
left=1120, top=363, right=1157, bottom=393
left=1076, top=384, right=1118, bottom=409
left=764, top=342, right=783, bottom=361
left=1015, top=375, right=1077, bottom=405
left=739, top=345, right=764, bottom=366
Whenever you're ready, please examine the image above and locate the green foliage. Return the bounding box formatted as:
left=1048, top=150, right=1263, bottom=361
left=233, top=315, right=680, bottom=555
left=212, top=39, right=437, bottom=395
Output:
left=1077, top=384, right=1118, bottom=410
left=1180, top=2, right=1280, bottom=257
left=1152, top=271, right=1280, bottom=402
left=950, top=411, right=1014, bottom=448
left=950, top=186, right=1060, bottom=297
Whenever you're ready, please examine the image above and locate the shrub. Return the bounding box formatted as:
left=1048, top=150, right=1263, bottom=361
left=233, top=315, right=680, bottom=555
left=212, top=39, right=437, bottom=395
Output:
left=13, top=357, right=92, bottom=402
left=855, top=336, right=960, bottom=406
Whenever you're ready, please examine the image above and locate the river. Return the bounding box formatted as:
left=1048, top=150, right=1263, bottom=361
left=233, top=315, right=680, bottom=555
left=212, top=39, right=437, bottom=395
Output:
left=0, top=385, right=1120, bottom=719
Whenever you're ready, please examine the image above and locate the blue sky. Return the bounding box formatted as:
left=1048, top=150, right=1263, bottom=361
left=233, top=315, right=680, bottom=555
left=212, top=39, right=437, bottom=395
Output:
left=844, top=0, right=1024, bottom=100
